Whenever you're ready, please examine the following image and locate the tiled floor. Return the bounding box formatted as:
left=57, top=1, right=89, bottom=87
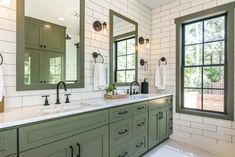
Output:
left=144, top=140, right=218, bottom=157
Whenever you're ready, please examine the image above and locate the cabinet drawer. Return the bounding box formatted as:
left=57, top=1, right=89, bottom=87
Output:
left=133, top=101, right=148, bottom=115
left=19, top=110, right=109, bottom=152
left=110, top=119, right=133, bottom=148
left=149, top=96, right=172, bottom=110
left=110, top=105, right=132, bottom=123
left=131, top=134, right=148, bottom=157
left=110, top=141, right=132, bottom=157
left=133, top=113, right=148, bottom=137
left=0, top=129, right=17, bottom=157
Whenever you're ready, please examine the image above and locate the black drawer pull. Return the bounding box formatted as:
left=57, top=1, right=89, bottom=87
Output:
left=118, top=111, right=128, bottom=115
left=76, top=143, right=81, bottom=157
left=137, top=122, right=145, bottom=127
left=69, top=146, right=74, bottom=157
left=119, top=151, right=128, bottom=157
left=137, top=106, right=145, bottom=110
left=118, top=129, right=128, bottom=135
left=136, top=142, right=144, bottom=148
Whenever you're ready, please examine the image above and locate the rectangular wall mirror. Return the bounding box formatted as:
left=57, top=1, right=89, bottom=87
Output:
left=16, top=0, right=85, bottom=90
left=109, top=10, right=138, bottom=86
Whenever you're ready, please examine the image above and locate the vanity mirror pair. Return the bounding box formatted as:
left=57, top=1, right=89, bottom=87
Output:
left=16, top=0, right=138, bottom=91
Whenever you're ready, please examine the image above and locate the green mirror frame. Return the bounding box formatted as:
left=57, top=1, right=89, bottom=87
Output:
left=16, top=0, right=85, bottom=91
left=109, top=10, right=138, bottom=86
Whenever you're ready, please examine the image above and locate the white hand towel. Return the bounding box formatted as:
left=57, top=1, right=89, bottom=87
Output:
left=94, top=63, right=107, bottom=91
left=155, top=63, right=166, bottom=90
left=0, top=66, right=5, bottom=102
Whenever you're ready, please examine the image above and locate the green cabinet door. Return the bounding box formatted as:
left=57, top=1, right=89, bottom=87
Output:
left=159, top=106, right=169, bottom=142
left=20, top=126, right=108, bottom=157
left=43, top=25, right=65, bottom=53
left=8, top=155, right=17, bottom=157
left=25, top=19, right=43, bottom=50
left=148, top=108, right=160, bottom=149
left=74, top=126, right=109, bottom=157
left=0, top=130, right=17, bottom=157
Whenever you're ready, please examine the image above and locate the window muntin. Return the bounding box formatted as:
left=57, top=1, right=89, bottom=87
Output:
left=182, top=14, right=226, bottom=113
left=115, top=37, right=136, bottom=83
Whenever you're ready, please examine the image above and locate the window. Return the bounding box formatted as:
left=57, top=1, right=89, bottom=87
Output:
left=183, top=15, right=226, bottom=113
left=176, top=4, right=234, bottom=120
left=115, top=37, right=136, bottom=83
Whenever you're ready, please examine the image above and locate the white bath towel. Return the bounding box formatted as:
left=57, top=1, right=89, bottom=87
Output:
left=155, top=63, right=166, bottom=90
left=94, top=63, right=107, bottom=90
left=0, top=66, right=5, bottom=102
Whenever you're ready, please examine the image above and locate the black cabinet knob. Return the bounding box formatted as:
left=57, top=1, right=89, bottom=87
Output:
left=44, top=45, right=47, bottom=48
left=40, top=45, right=43, bottom=47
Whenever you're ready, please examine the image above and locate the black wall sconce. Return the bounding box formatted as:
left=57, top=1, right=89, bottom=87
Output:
left=140, top=59, right=148, bottom=71
left=139, top=37, right=150, bottom=48
left=93, top=21, right=107, bottom=35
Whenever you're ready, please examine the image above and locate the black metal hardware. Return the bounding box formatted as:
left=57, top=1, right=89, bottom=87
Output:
left=136, top=142, right=144, bottom=148
left=0, top=53, right=3, bottom=65
left=140, top=59, right=145, bottom=66
left=65, top=94, right=71, bottom=103
left=92, top=52, right=104, bottom=63
left=118, top=151, right=128, bottom=157
left=69, top=146, right=74, bottom=157
left=158, top=57, right=167, bottom=66
left=130, top=81, right=140, bottom=95
left=118, top=111, right=128, bottom=115
left=76, top=143, right=81, bottom=157
left=42, top=95, right=50, bottom=106
left=55, top=81, right=67, bottom=104
left=137, top=122, right=145, bottom=127
left=40, top=45, right=43, bottom=47
left=139, top=37, right=145, bottom=45
left=159, top=112, right=163, bottom=120
left=44, top=45, right=46, bottom=48
left=93, top=21, right=103, bottom=31
left=118, top=129, right=128, bottom=135
left=137, top=106, right=145, bottom=110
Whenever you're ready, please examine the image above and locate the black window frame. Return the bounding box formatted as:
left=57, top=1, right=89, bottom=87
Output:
left=182, top=14, right=227, bottom=114
left=175, top=2, right=235, bottom=120
left=114, top=36, right=136, bottom=83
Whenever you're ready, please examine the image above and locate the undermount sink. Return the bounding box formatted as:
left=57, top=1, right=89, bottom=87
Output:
left=42, top=102, right=90, bottom=115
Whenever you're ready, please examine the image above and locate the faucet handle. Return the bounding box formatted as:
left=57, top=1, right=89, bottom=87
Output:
left=65, top=93, right=71, bottom=103
left=42, top=95, right=50, bottom=106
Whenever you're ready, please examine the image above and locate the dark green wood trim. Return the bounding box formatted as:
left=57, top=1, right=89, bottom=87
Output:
left=16, top=0, right=85, bottom=91
left=176, top=3, right=234, bottom=120
left=109, top=10, right=138, bottom=86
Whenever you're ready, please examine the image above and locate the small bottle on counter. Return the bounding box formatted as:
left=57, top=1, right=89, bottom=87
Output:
left=0, top=97, right=4, bottom=113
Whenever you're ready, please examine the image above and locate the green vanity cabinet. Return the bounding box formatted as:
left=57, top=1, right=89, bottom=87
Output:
left=25, top=17, right=65, bottom=53
left=0, top=129, right=17, bottom=157
left=20, top=126, right=109, bottom=157
left=148, top=96, right=173, bottom=149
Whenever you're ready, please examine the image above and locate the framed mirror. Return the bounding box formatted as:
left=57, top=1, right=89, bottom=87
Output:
left=109, top=10, right=138, bottom=86
left=16, top=0, right=85, bottom=90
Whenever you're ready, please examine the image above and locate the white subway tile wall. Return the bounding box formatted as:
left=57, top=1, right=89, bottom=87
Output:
left=0, top=0, right=151, bottom=107
left=150, top=0, right=235, bottom=155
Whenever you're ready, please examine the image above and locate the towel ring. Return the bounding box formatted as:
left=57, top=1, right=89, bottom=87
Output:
left=0, top=53, right=3, bottom=65
left=92, top=52, right=104, bottom=64
left=158, top=57, right=167, bottom=66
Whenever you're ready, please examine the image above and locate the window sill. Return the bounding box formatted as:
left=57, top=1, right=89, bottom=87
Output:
left=176, top=107, right=234, bottom=121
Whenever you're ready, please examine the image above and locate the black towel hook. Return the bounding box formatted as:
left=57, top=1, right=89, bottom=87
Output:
left=92, top=52, right=104, bottom=64
left=158, top=57, right=167, bottom=66
left=0, top=53, right=3, bottom=65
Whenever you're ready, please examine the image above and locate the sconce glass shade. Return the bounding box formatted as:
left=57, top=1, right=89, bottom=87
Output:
left=146, top=39, right=150, bottom=48
left=103, top=22, right=107, bottom=35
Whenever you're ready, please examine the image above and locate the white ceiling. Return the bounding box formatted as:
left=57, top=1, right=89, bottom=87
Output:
left=138, top=0, right=176, bottom=9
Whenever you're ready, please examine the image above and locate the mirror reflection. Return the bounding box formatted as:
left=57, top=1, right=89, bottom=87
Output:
left=24, top=0, right=80, bottom=85
left=111, top=13, right=138, bottom=84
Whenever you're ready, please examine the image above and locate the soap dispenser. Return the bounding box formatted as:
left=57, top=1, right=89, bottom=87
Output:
left=141, top=78, right=149, bottom=94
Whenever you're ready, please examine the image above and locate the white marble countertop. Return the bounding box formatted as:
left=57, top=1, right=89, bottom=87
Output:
left=0, top=93, right=172, bottom=130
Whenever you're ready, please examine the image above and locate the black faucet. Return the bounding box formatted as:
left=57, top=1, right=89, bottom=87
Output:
left=56, top=81, right=67, bottom=104
left=130, top=81, right=140, bottom=95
